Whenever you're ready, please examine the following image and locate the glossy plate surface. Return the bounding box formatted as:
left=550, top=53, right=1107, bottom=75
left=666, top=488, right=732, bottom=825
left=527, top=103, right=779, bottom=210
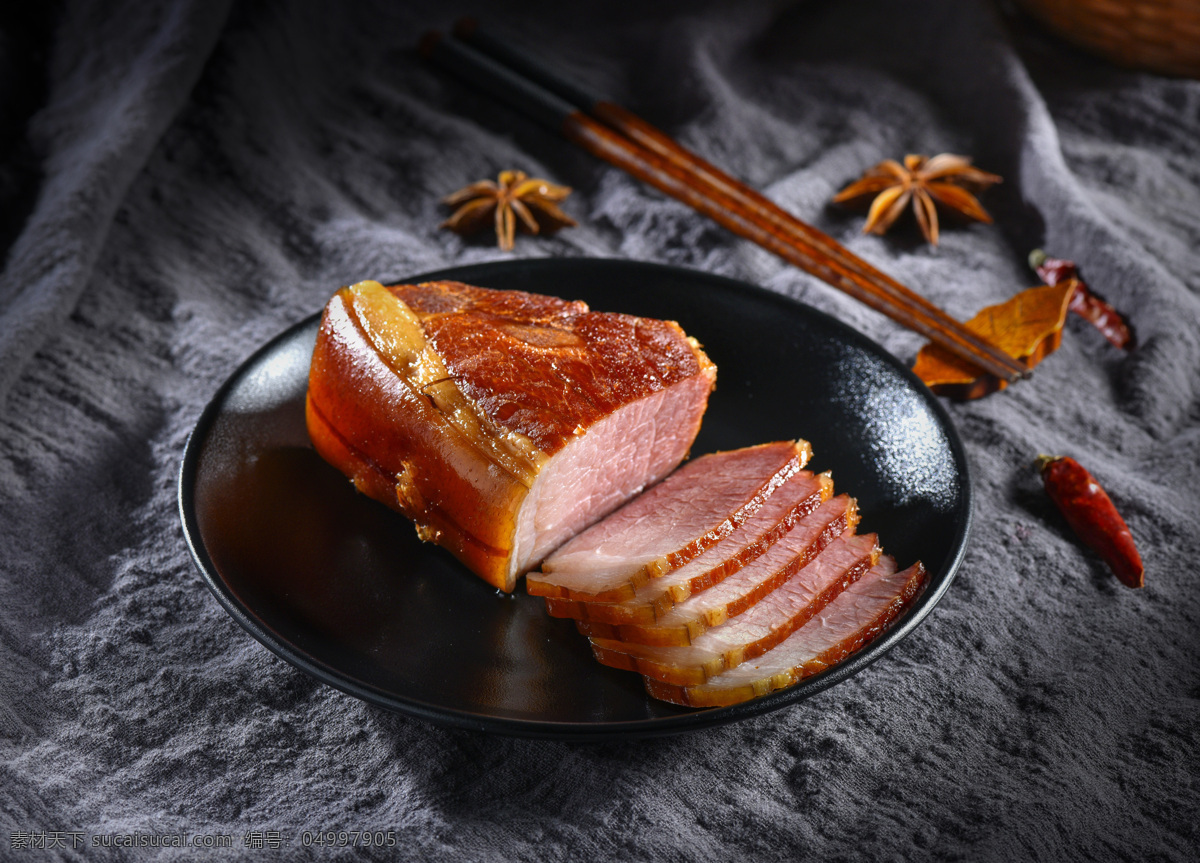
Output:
left=179, top=259, right=971, bottom=739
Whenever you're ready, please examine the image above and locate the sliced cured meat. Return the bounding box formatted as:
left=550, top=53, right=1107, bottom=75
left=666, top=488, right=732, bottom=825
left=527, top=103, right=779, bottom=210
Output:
left=645, top=558, right=928, bottom=707
left=578, top=494, right=857, bottom=646
left=525, top=441, right=811, bottom=602
left=590, top=531, right=881, bottom=685
left=307, top=279, right=716, bottom=591
left=544, top=471, right=833, bottom=626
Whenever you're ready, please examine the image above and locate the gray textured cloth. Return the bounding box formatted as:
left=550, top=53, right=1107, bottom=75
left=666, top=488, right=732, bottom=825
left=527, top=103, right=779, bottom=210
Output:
left=2, top=0, right=1197, bottom=860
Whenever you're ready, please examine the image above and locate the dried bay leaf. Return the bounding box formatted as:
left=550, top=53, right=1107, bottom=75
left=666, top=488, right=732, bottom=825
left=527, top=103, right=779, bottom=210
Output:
left=912, top=283, right=1073, bottom=400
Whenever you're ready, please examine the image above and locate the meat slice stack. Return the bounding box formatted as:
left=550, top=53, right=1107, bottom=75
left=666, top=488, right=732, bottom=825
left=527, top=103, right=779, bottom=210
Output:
left=573, top=494, right=857, bottom=645
left=544, top=472, right=837, bottom=629
left=530, top=440, right=927, bottom=706
left=645, top=557, right=928, bottom=707
left=525, top=440, right=812, bottom=601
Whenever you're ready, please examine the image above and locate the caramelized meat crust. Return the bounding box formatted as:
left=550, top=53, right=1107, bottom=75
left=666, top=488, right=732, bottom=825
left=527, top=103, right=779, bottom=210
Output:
left=391, top=281, right=712, bottom=454
left=306, top=280, right=715, bottom=591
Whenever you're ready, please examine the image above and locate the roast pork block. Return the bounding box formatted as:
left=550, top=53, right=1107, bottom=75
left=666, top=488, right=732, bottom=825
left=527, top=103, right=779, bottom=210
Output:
left=306, top=280, right=716, bottom=592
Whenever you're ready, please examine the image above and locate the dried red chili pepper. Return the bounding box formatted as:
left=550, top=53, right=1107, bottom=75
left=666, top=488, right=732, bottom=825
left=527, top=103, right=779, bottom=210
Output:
left=1028, top=249, right=1135, bottom=349
left=1035, top=455, right=1144, bottom=588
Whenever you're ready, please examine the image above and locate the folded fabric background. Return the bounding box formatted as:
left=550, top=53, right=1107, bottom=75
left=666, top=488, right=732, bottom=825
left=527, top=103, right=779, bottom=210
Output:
left=1, top=0, right=1196, bottom=860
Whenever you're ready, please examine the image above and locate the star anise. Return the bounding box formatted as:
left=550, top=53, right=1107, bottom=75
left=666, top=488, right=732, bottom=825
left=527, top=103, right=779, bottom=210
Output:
left=441, top=170, right=577, bottom=251
left=833, top=154, right=1002, bottom=245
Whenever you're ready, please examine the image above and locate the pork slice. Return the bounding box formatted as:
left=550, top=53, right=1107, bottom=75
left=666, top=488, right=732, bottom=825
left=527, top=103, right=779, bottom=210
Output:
left=306, top=279, right=715, bottom=592
left=525, top=440, right=812, bottom=602
left=645, top=558, right=928, bottom=707
left=589, top=531, right=881, bottom=685
left=511, top=376, right=714, bottom=574
left=544, top=471, right=832, bottom=626
left=577, top=494, right=857, bottom=645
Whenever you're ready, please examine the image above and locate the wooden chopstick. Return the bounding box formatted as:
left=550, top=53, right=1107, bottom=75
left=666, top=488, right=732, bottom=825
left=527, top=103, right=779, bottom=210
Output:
left=453, top=19, right=1004, bottom=347
left=422, top=30, right=1028, bottom=384
left=450, top=20, right=1029, bottom=384
left=582, top=104, right=1031, bottom=381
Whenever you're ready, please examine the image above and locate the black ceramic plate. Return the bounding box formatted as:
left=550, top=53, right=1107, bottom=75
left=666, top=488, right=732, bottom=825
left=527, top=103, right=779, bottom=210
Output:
left=179, top=259, right=970, bottom=739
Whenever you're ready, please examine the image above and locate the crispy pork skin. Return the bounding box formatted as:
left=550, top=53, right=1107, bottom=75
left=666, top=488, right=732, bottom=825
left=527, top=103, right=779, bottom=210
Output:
left=577, top=494, right=857, bottom=646
left=589, top=531, right=881, bottom=685
left=645, top=559, right=928, bottom=707
left=525, top=441, right=812, bottom=602
left=306, top=280, right=715, bottom=592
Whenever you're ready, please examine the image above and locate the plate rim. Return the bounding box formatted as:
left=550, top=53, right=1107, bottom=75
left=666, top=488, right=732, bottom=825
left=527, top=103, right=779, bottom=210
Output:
left=178, top=257, right=972, bottom=740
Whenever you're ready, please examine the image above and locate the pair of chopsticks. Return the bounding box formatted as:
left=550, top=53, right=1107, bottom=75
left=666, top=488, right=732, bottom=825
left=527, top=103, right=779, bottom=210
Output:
left=420, top=21, right=1029, bottom=384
